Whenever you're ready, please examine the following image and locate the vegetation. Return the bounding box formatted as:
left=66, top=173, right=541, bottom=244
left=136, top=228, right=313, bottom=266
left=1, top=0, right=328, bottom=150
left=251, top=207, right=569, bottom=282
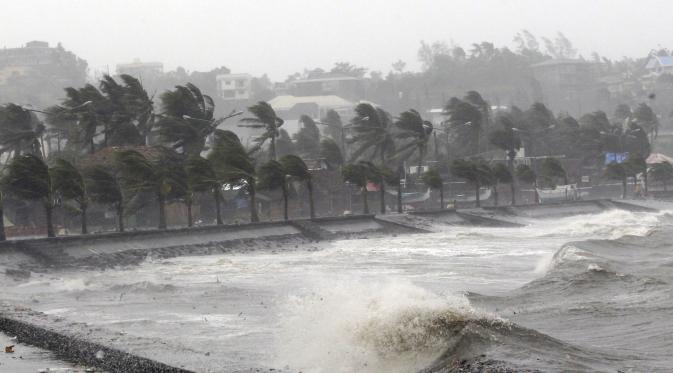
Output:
left=604, top=162, right=628, bottom=199
left=649, top=162, right=673, bottom=191
left=491, top=163, right=513, bottom=206
left=450, top=158, right=492, bottom=207
left=516, top=164, right=538, bottom=204
left=422, top=169, right=444, bottom=210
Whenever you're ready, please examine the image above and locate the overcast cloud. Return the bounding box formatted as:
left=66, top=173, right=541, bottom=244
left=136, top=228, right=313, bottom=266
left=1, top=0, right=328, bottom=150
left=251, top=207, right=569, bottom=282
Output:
left=2, top=0, right=672, bottom=80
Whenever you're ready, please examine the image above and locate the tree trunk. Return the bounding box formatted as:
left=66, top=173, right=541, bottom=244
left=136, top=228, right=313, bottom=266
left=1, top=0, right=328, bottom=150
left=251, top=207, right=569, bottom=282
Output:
left=186, top=199, right=193, bottom=227
left=644, top=171, right=648, bottom=196
left=664, top=180, right=668, bottom=192
left=493, top=183, right=499, bottom=207
left=379, top=183, right=386, bottom=214
left=439, top=186, right=444, bottom=210
left=508, top=155, right=516, bottom=205
left=270, top=134, right=277, bottom=161
left=81, top=202, right=88, bottom=235
left=475, top=182, right=481, bottom=207
left=117, top=203, right=125, bottom=232
left=282, top=183, right=288, bottom=221
left=158, top=194, right=167, bottom=229
left=362, top=187, right=369, bottom=214
left=45, top=203, right=55, bottom=238
left=89, top=138, right=95, bottom=154
left=307, top=180, right=315, bottom=219
left=397, top=182, right=403, bottom=213
left=0, top=198, right=6, bottom=242
left=534, top=180, right=540, bottom=204
left=249, top=184, right=259, bottom=222
left=214, top=188, right=223, bottom=225
left=622, top=178, right=627, bottom=199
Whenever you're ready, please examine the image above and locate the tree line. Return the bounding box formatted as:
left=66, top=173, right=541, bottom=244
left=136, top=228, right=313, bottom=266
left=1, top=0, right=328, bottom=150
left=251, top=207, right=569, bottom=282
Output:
left=0, top=74, right=671, bottom=240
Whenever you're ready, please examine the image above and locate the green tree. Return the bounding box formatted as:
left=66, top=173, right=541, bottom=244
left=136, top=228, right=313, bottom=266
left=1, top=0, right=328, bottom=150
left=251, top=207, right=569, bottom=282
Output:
left=322, top=109, right=344, bottom=152
left=489, top=113, right=522, bottom=205
left=624, top=153, right=648, bottom=194
left=116, top=147, right=187, bottom=229
left=240, top=101, right=284, bottom=160
left=604, top=162, right=627, bottom=199
left=516, top=164, right=538, bottom=204
left=276, top=129, right=296, bottom=158
left=293, top=115, right=321, bottom=159
left=156, top=83, right=219, bottom=156
left=422, top=169, right=444, bottom=210
left=257, top=160, right=289, bottom=220
left=185, top=156, right=220, bottom=227
left=84, top=165, right=125, bottom=232
left=633, top=103, right=659, bottom=141
left=280, top=155, right=315, bottom=219
left=342, top=161, right=379, bottom=214
left=4, top=154, right=56, bottom=237
left=450, top=158, right=493, bottom=207
left=648, top=162, right=673, bottom=191
left=491, top=163, right=513, bottom=206
left=208, top=130, right=259, bottom=222
left=0, top=104, right=45, bottom=160
left=443, top=97, right=482, bottom=157
left=395, top=109, right=433, bottom=169
left=539, top=158, right=567, bottom=188
left=319, top=138, right=344, bottom=168
left=349, top=103, right=395, bottom=165
left=51, top=159, right=88, bottom=234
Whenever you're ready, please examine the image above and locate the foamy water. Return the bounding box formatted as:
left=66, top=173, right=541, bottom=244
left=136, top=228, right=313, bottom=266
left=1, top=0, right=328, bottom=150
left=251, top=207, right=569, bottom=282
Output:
left=2, top=209, right=670, bottom=372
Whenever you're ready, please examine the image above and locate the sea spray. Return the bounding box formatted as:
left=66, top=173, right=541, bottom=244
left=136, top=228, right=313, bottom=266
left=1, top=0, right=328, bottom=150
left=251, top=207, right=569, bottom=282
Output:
left=273, top=278, right=493, bottom=373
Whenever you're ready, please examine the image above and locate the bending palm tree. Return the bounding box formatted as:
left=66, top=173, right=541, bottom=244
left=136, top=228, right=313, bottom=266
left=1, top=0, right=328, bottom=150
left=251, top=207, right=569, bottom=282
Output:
left=342, top=161, right=380, bottom=214
left=240, top=101, right=284, bottom=160
left=116, top=147, right=187, bottom=229
left=4, top=154, right=56, bottom=237
left=422, top=169, right=444, bottom=210
left=280, top=155, right=315, bottom=219
left=0, top=104, right=45, bottom=160
left=395, top=109, right=433, bottom=170
left=156, top=83, right=220, bottom=156
left=208, top=130, right=259, bottom=222
left=51, top=159, right=89, bottom=234
left=85, top=165, right=125, bottom=232
left=185, top=156, right=222, bottom=226
left=257, top=160, right=289, bottom=220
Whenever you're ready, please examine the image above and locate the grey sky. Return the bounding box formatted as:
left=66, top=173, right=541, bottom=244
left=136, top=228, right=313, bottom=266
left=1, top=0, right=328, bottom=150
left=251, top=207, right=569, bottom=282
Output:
left=3, top=0, right=672, bottom=80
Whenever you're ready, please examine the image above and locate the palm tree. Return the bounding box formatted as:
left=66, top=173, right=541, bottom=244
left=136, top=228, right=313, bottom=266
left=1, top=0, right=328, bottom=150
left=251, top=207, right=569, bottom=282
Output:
left=293, top=115, right=321, bottom=159
left=319, top=138, right=344, bottom=168
left=156, top=83, right=219, bottom=156
left=539, top=158, right=567, bottom=188
left=491, top=163, right=513, bottom=207
left=185, top=156, right=220, bottom=227
left=516, top=164, right=539, bottom=204
left=624, top=153, right=648, bottom=195
left=604, top=162, right=627, bottom=199
left=489, top=113, right=522, bottom=205
left=349, top=104, right=395, bottom=213
left=240, top=101, right=284, bottom=160
left=51, top=159, right=88, bottom=234
left=99, top=74, right=152, bottom=146
left=116, top=147, right=187, bottom=229
left=280, top=155, right=315, bottom=219
left=422, top=169, right=444, bottom=210
left=322, top=109, right=345, bottom=153
left=84, top=165, right=125, bottom=232
left=0, top=104, right=45, bottom=160
left=649, top=162, right=673, bottom=191
left=450, top=158, right=493, bottom=207
left=342, top=162, right=370, bottom=214
left=257, top=160, right=288, bottom=220
left=0, top=171, right=6, bottom=241
left=395, top=109, right=433, bottom=170
left=4, top=154, right=56, bottom=237
left=208, top=130, right=259, bottom=222
left=443, top=97, right=482, bottom=157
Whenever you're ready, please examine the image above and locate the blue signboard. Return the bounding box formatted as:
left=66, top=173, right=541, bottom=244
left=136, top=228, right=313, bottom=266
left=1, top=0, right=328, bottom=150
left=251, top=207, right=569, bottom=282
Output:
left=605, top=152, right=629, bottom=165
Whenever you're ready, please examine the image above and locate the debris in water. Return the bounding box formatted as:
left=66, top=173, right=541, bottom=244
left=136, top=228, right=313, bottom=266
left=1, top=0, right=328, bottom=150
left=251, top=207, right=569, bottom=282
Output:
left=5, top=345, right=15, bottom=353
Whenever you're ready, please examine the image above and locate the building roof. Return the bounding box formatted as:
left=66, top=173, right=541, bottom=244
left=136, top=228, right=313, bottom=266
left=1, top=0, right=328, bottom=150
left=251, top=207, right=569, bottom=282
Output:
left=646, top=55, right=673, bottom=69
left=646, top=153, right=673, bottom=165
left=268, top=95, right=354, bottom=110
left=290, top=75, right=361, bottom=84
left=531, top=58, right=593, bottom=68
left=216, top=73, right=252, bottom=80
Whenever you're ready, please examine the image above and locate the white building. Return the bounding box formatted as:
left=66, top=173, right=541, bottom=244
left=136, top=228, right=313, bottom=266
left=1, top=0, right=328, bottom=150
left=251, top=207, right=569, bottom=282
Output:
left=645, top=55, right=673, bottom=75
left=216, top=73, right=252, bottom=101
left=116, top=59, right=163, bottom=79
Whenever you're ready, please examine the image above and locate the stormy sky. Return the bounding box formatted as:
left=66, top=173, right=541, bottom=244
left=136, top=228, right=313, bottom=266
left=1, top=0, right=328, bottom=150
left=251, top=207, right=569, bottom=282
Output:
left=3, top=0, right=671, bottom=80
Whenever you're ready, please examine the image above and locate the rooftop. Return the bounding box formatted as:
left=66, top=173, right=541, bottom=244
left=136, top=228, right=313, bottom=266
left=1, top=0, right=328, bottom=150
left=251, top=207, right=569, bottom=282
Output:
left=646, top=55, right=673, bottom=68
left=268, top=95, right=354, bottom=110
left=531, top=58, right=594, bottom=68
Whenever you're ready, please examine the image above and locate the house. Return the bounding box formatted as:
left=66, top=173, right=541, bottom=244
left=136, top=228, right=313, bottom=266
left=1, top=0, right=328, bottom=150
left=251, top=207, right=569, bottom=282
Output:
left=287, top=75, right=364, bottom=101
left=645, top=55, right=673, bottom=75
left=531, top=59, right=598, bottom=115
left=216, top=73, right=252, bottom=101
left=116, top=59, right=164, bottom=80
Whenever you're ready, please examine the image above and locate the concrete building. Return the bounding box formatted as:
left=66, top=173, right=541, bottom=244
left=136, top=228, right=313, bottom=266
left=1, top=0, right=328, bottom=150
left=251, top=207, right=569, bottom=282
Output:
left=116, top=59, right=164, bottom=80
left=267, top=94, right=356, bottom=135
left=216, top=73, right=252, bottom=101
left=531, top=59, right=598, bottom=115
left=287, top=75, right=364, bottom=101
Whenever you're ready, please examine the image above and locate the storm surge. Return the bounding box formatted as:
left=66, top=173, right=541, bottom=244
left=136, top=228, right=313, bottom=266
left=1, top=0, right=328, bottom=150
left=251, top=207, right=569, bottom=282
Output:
left=1, top=209, right=671, bottom=372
